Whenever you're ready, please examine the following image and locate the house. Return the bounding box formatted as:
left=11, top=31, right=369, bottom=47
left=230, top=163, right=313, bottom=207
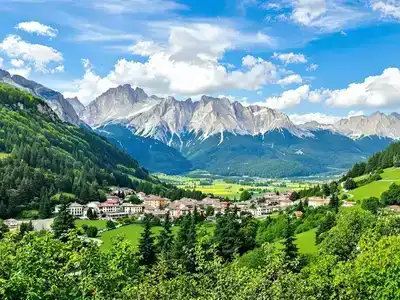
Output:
left=143, top=195, right=167, bottom=208
left=279, top=199, right=293, bottom=208
left=308, top=197, right=330, bottom=207
left=69, top=202, right=84, bottom=217
left=136, top=192, right=146, bottom=200
left=122, top=202, right=143, bottom=214
left=4, top=218, right=19, bottom=229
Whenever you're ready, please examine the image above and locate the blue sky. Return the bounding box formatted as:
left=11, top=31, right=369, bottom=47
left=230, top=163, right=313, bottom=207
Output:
left=0, top=0, right=400, bottom=124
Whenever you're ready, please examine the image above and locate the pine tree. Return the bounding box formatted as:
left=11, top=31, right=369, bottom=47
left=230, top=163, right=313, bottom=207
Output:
left=39, top=193, right=51, bottom=219
left=282, top=215, right=298, bottom=264
left=330, top=193, right=340, bottom=213
left=157, top=212, right=174, bottom=255
left=138, top=214, right=156, bottom=267
left=52, top=201, right=75, bottom=240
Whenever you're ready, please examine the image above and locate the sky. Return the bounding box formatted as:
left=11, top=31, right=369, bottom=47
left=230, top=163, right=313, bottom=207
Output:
left=0, top=0, right=400, bottom=124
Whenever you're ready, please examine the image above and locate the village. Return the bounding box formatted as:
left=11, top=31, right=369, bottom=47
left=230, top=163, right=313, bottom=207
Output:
left=53, top=189, right=333, bottom=221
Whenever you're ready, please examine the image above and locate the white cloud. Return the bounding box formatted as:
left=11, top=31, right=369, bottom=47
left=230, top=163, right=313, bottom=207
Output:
left=217, top=94, right=248, bottom=102
left=10, top=59, right=24, bottom=68
left=306, top=63, right=318, bottom=71
left=272, top=52, right=307, bottom=64
left=286, top=0, right=370, bottom=32
left=340, top=30, right=348, bottom=36
left=242, top=55, right=263, bottom=68
left=289, top=110, right=365, bottom=125
left=325, top=68, right=400, bottom=108
left=130, top=41, right=164, bottom=56
left=289, top=112, right=342, bottom=125
left=277, top=74, right=303, bottom=85
left=91, top=0, right=188, bottom=14
left=64, top=23, right=278, bottom=104
left=371, top=1, right=400, bottom=20
left=7, top=67, right=32, bottom=78
left=264, top=85, right=310, bottom=110
left=0, top=35, right=63, bottom=73
left=15, top=21, right=58, bottom=37
left=291, top=0, right=327, bottom=26
left=0, top=57, right=3, bottom=68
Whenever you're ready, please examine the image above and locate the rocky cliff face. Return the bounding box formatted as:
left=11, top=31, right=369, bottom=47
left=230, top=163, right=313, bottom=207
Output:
left=301, top=112, right=400, bottom=139
left=66, top=97, right=85, bottom=116
left=0, top=69, right=81, bottom=125
left=81, top=85, right=311, bottom=144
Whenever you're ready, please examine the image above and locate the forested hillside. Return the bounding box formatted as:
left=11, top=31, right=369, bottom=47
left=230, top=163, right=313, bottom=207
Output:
left=347, top=141, right=400, bottom=178
left=0, top=84, right=158, bottom=218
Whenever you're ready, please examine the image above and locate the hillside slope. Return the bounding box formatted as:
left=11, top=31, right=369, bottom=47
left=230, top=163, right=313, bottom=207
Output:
left=0, top=84, right=157, bottom=218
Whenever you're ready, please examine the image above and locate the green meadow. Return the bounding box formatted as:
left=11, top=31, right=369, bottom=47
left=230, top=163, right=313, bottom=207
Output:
left=349, top=167, right=400, bottom=201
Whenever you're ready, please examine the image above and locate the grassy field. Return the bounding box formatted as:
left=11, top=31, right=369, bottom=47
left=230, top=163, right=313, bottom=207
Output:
left=275, top=228, right=318, bottom=254
left=77, top=221, right=215, bottom=250
left=349, top=167, right=400, bottom=201
left=157, top=174, right=313, bottom=199
left=99, top=224, right=180, bottom=250
left=76, top=220, right=108, bottom=230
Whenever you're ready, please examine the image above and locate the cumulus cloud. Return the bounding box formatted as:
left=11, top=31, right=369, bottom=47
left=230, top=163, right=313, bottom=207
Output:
left=64, top=23, right=278, bottom=104
left=264, top=85, right=310, bottom=109
left=7, top=67, right=32, bottom=78
left=130, top=41, right=164, bottom=56
left=371, top=0, right=400, bottom=20
left=272, top=52, right=307, bottom=64
left=10, top=59, right=24, bottom=68
left=277, top=74, right=303, bottom=86
left=0, top=35, right=63, bottom=73
left=325, top=68, right=400, bottom=108
left=15, top=21, right=58, bottom=37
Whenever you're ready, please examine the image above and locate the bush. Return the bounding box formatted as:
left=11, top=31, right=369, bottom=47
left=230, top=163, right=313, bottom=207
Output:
left=86, top=226, right=98, bottom=238
left=106, top=220, right=116, bottom=230
left=361, top=197, right=381, bottom=214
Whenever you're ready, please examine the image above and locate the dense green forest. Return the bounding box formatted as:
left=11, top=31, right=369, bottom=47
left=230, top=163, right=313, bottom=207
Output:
left=0, top=84, right=161, bottom=218
left=0, top=203, right=399, bottom=299
left=347, top=141, right=400, bottom=178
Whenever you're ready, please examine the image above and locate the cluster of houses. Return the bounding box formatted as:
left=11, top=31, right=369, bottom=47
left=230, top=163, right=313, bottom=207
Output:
left=53, top=188, right=337, bottom=221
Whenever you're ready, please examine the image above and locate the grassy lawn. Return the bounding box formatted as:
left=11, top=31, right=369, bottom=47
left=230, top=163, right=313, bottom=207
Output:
left=350, top=167, right=400, bottom=201
left=99, top=223, right=215, bottom=250
left=76, top=220, right=108, bottom=230
left=275, top=228, right=318, bottom=254
left=99, top=224, right=179, bottom=250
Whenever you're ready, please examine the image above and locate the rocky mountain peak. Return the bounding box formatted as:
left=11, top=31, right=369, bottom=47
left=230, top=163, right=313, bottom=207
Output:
left=0, top=68, right=81, bottom=125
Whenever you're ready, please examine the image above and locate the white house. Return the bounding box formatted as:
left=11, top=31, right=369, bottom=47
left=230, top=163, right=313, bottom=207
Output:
left=69, top=202, right=84, bottom=217
left=122, top=202, right=143, bottom=214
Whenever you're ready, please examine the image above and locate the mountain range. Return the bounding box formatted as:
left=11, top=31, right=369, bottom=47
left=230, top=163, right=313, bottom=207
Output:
left=0, top=69, right=396, bottom=177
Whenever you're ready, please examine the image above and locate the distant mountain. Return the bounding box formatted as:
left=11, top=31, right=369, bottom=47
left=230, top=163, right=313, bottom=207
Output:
left=301, top=112, right=400, bottom=139
left=80, top=84, right=310, bottom=143
left=66, top=96, right=85, bottom=116
left=0, top=68, right=82, bottom=126
left=78, top=84, right=394, bottom=177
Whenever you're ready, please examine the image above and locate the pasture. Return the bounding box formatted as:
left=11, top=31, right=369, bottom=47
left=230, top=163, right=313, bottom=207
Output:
left=349, top=167, right=400, bottom=201
left=157, top=173, right=313, bottom=200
